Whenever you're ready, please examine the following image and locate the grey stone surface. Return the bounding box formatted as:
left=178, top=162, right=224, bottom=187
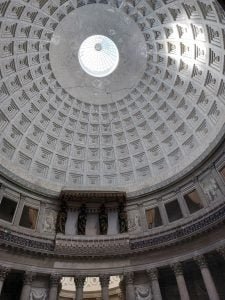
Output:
left=0, top=0, right=224, bottom=196
left=50, top=5, right=147, bottom=104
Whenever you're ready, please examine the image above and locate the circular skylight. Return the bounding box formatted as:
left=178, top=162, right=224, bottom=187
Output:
left=78, top=35, right=119, bottom=77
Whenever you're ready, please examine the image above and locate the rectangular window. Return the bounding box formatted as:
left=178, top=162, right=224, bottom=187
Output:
left=165, top=199, right=183, bottom=222
left=0, top=197, right=17, bottom=223
left=184, top=190, right=203, bottom=214
left=146, top=207, right=162, bottom=228
left=19, top=205, right=38, bottom=230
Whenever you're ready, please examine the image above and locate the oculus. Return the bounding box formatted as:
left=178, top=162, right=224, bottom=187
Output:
left=78, top=35, right=119, bottom=77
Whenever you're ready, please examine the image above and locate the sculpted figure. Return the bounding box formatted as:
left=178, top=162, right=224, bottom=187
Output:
left=56, top=201, right=67, bottom=234
left=118, top=202, right=128, bottom=233
left=77, top=204, right=87, bottom=235
left=99, top=204, right=108, bottom=235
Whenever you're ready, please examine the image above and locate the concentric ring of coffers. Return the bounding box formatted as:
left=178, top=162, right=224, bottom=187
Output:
left=0, top=0, right=224, bottom=196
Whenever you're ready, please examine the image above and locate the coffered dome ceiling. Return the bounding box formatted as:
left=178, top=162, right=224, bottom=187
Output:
left=0, top=0, right=225, bottom=196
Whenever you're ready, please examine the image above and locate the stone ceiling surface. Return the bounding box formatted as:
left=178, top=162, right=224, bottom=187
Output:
left=0, top=0, right=225, bottom=196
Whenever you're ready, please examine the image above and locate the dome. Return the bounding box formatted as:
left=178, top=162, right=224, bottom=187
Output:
left=0, top=1, right=225, bottom=300
left=0, top=0, right=224, bottom=197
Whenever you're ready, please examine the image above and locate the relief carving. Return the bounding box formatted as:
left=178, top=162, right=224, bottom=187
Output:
left=30, top=288, right=48, bottom=300
left=135, top=286, right=152, bottom=300
left=43, top=209, right=57, bottom=233
left=200, top=176, right=220, bottom=201
left=128, top=212, right=141, bottom=232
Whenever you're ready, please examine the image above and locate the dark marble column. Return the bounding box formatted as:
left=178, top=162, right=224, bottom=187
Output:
left=100, top=275, right=110, bottom=300
left=0, top=266, right=9, bottom=295
left=146, top=268, right=162, bottom=300
left=74, top=275, right=86, bottom=300
left=20, top=272, right=34, bottom=300
left=194, top=255, right=219, bottom=300
left=124, top=272, right=135, bottom=300
left=171, top=262, right=190, bottom=300
left=49, top=273, right=61, bottom=300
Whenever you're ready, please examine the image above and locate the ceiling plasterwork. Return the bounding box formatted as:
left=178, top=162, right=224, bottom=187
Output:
left=0, top=0, right=224, bottom=196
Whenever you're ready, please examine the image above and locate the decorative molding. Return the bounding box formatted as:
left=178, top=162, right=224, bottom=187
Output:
left=60, top=190, right=126, bottom=203
left=0, top=229, right=54, bottom=252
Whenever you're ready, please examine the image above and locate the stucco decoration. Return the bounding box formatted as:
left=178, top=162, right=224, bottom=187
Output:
left=43, top=209, right=57, bottom=233
left=135, top=286, right=152, bottom=300
left=128, top=211, right=141, bottom=233
left=61, top=276, right=120, bottom=292
left=30, top=288, right=48, bottom=300
left=200, top=175, right=221, bottom=201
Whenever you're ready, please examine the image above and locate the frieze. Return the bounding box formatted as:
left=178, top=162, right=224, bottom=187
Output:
left=60, top=190, right=126, bottom=202
left=0, top=229, right=54, bottom=252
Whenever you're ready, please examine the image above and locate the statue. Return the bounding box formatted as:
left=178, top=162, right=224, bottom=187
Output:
left=118, top=202, right=128, bottom=233
left=56, top=201, right=67, bottom=234
left=77, top=204, right=87, bottom=235
left=99, top=204, right=108, bottom=235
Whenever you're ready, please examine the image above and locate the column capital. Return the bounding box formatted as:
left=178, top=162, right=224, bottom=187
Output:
left=171, top=262, right=183, bottom=276
left=124, top=271, right=134, bottom=285
left=23, top=271, right=35, bottom=285
left=194, top=255, right=207, bottom=269
left=50, top=273, right=61, bottom=287
left=146, top=268, right=158, bottom=280
left=99, top=275, right=110, bottom=287
left=74, top=275, right=86, bottom=288
left=217, top=247, right=225, bottom=259
left=0, top=266, right=10, bottom=281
